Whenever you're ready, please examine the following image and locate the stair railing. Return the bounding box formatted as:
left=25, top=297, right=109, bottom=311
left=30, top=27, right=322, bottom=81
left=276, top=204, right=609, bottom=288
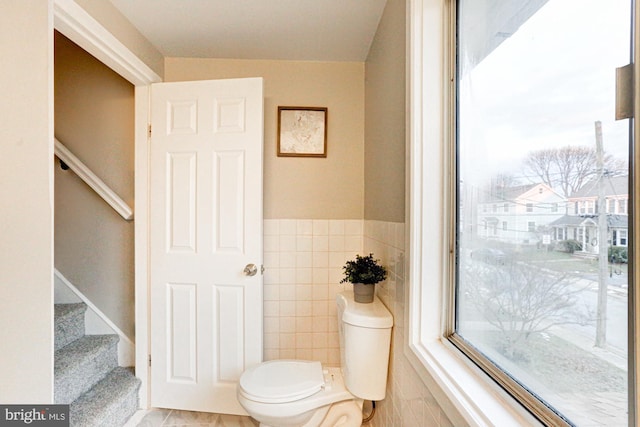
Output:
left=54, top=138, right=134, bottom=221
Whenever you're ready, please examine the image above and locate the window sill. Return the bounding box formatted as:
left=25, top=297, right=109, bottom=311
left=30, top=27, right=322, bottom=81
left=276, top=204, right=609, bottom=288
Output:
left=405, top=337, right=544, bottom=427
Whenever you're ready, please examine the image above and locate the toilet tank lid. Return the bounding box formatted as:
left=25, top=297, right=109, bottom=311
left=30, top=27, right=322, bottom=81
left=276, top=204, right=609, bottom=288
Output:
left=338, top=291, right=393, bottom=328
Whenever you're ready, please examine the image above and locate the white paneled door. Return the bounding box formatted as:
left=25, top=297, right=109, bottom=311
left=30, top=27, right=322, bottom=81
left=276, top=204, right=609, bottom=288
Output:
left=149, top=78, right=263, bottom=414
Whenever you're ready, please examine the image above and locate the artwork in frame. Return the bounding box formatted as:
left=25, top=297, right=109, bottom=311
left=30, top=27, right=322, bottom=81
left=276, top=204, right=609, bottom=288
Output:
left=277, top=106, right=327, bottom=157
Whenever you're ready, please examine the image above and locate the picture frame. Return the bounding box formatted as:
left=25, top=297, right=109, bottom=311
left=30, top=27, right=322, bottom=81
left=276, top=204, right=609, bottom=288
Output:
left=277, top=106, right=327, bottom=157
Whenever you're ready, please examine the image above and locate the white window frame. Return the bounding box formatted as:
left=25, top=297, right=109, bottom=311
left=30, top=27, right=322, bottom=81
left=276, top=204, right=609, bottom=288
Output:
left=580, top=200, right=587, bottom=214
left=406, top=0, right=638, bottom=425
left=406, top=1, right=543, bottom=425
left=620, top=198, right=628, bottom=214
left=620, top=229, right=629, bottom=247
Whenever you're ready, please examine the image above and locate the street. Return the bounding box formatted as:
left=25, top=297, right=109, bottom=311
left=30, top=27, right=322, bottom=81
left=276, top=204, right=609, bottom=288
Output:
left=567, top=280, right=628, bottom=355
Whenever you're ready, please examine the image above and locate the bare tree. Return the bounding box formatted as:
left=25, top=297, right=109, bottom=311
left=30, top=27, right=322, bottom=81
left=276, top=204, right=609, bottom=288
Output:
left=461, top=261, right=593, bottom=360
left=481, top=173, right=522, bottom=203
left=491, top=173, right=521, bottom=189
left=524, top=146, right=627, bottom=197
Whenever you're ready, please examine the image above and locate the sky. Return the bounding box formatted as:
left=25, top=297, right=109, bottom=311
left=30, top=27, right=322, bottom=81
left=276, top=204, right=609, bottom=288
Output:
left=459, top=0, right=632, bottom=185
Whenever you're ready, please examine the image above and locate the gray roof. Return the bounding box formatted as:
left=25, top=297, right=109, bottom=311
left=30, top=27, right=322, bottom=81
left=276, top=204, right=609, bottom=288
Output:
left=569, top=175, right=628, bottom=198
left=549, top=214, right=628, bottom=228
left=479, top=183, right=539, bottom=203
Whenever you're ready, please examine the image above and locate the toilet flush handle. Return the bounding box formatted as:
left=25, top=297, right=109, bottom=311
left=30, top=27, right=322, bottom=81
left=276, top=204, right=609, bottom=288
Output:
left=243, top=263, right=258, bottom=276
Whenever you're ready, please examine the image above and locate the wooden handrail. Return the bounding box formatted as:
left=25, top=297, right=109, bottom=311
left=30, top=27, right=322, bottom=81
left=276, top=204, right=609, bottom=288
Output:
left=54, top=138, right=134, bottom=221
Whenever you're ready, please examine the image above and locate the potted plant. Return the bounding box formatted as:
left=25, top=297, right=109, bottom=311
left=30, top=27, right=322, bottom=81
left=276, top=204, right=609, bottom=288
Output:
left=340, top=253, right=387, bottom=303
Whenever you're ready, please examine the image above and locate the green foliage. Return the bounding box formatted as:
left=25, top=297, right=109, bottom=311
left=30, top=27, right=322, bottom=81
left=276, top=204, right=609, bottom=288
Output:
left=559, top=239, right=583, bottom=254
left=340, top=253, right=387, bottom=285
left=608, top=246, right=628, bottom=264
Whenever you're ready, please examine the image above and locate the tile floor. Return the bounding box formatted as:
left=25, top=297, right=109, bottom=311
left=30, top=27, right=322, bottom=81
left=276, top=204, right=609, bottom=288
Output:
left=127, top=407, right=378, bottom=427
left=125, top=409, right=258, bottom=427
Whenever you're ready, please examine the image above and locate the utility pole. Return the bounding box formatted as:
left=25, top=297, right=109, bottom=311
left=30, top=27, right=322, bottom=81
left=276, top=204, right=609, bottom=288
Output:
left=595, top=121, right=608, bottom=348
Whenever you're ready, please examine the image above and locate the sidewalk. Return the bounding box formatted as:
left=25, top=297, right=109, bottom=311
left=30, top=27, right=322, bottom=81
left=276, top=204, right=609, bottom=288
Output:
left=548, top=272, right=628, bottom=427
left=549, top=324, right=627, bottom=426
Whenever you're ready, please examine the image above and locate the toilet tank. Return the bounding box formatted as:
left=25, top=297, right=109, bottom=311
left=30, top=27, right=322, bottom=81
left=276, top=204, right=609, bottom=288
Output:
left=336, top=291, right=393, bottom=401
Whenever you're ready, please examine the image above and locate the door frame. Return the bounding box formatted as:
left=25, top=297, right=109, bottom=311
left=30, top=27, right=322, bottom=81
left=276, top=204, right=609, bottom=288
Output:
left=53, top=0, right=162, bottom=408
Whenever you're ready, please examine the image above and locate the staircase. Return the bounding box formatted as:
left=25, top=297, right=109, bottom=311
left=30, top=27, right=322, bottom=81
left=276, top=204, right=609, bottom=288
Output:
left=55, top=303, right=141, bottom=426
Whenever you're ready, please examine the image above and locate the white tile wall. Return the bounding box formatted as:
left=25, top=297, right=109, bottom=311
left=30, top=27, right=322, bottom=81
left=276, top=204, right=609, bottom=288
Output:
left=262, top=218, right=454, bottom=427
left=263, top=219, right=364, bottom=365
left=363, top=220, right=454, bottom=427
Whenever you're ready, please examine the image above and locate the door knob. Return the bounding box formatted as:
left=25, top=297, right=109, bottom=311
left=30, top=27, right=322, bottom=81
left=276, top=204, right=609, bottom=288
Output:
left=243, top=264, right=258, bottom=276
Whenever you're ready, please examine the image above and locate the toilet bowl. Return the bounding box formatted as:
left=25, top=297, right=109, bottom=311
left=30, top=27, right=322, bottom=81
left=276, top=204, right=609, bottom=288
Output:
left=237, top=361, right=361, bottom=427
left=237, top=291, right=393, bottom=427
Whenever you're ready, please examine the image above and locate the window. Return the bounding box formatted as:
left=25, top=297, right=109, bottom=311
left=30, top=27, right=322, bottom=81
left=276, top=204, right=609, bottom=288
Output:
left=408, top=1, right=638, bottom=426
left=503, top=221, right=508, bottom=231
left=620, top=198, right=628, bottom=214
left=557, top=227, right=565, bottom=241
left=620, top=230, right=628, bottom=246
left=609, top=199, right=617, bottom=213
left=452, top=0, right=631, bottom=425
left=504, top=203, right=509, bottom=212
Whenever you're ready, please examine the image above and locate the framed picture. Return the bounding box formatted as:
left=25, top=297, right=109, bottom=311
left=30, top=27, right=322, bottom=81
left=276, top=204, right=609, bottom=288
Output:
left=277, top=106, right=327, bottom=157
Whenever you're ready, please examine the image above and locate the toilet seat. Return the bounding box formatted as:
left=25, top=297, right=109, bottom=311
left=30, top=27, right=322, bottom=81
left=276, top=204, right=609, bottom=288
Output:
left=237, top=365, right=356, bottom=427
left=239, top=360, right=325, bottom=404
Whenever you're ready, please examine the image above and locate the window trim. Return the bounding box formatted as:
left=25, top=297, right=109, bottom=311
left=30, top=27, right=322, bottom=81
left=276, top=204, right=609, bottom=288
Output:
left=621, top=198, right=628, bottom=214
left=406, top=1, right=542, bottom=425
left=614, top=228, right=629, bottom=247
left=406, top=0, right=638, bottom=425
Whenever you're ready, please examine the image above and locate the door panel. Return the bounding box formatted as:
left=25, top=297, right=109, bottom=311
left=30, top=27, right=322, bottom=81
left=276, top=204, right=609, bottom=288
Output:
left=150, top=78, right=263, bottom=414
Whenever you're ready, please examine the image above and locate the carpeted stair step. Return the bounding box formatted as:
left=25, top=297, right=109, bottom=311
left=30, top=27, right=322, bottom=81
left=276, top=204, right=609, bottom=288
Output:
left=54, top=303, right=87, bottom=351
left=55, top=334, right=119, bottom=404
left=70, top=367, right=141, bottom=427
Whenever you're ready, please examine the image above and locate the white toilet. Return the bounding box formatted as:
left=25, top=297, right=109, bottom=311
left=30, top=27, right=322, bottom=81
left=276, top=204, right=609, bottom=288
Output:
left=237, top=290, right=393, bottom=427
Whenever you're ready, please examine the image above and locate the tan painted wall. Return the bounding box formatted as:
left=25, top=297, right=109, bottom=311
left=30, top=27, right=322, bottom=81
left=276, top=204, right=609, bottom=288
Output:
left=164, top=58, right=365, bottom=219
left=364, top=2, right=462, bottom=424
left=74, top=0, right=164, bottom=79
left=54, top=32, right=135, bottom=338
left=364, top=0, right=406, bottom=222
left=0, top=0, right=54, bottom=403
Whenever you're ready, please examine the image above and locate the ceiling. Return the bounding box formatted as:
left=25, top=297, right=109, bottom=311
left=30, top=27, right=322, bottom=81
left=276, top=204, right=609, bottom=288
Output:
left=108, top=0, right=388, bottom=62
